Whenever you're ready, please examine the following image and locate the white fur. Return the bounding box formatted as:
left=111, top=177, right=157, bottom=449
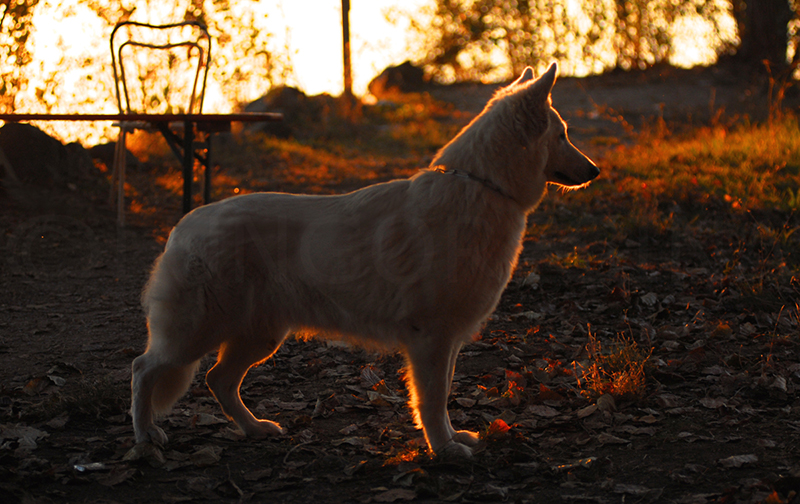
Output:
left=131, top=63, right=598, bottom=457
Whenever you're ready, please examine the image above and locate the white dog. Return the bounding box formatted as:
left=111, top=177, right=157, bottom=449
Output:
left=131, top=63, right=598, bottom=458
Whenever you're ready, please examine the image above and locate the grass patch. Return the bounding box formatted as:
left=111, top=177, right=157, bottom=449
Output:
left=578, top=329, right=653, bottom=401
left=602, top=114, right=800, bottom=212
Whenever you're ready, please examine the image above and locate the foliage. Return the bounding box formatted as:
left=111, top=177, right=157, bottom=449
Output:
left=0, top=0, right=289, bottom=143
left=406, top=0, right=736, bottom=82
left=0, top=0, right=40, bottom=113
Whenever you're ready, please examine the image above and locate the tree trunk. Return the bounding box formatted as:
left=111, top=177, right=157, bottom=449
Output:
left=732, top=0, right=794, bottom=68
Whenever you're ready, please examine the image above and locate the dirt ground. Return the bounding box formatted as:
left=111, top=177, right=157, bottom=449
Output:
left=1, top=64, right=799, bottom=503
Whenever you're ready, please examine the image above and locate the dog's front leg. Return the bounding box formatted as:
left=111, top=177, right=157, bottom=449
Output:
left=445, top=343, right=480, bottom=448
left=404, top=337, right=477, bottom=458
left=205, top=333, right=287, bottom=438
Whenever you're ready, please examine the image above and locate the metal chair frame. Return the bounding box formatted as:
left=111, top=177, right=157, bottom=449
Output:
left=108, top=20, right=213, bottom=226
left=111, top=20, right=211, bottom=115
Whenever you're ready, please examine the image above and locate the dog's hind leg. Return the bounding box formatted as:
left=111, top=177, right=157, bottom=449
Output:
left=404, top=336, right=474, bottom=458
left=131, top=352, right=200, bottom=445
left=205, top=330, right=288, bottom=438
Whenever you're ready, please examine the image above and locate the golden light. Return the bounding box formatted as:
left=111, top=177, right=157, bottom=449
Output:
left=11, top=0, right=736, bottom=145
left=15, top=0, right=427, bottom=144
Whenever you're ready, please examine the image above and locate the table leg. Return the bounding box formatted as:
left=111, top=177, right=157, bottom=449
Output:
left=203, top=132, right=211, bottom=204
left=182, top=120, right=193, bottom=214
left=114, top=127, right=127, bottom=227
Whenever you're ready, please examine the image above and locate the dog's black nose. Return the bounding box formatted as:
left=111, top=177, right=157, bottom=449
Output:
left=587, top=163, right=600, bottom=180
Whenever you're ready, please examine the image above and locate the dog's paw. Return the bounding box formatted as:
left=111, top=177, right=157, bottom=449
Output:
left=241, top=419, right=285, bottom=438
left=436, top=440, right=474, bottom=460
left=136, top=424, right=168, bottom=447
left=452, top=430, right=480, bottom=446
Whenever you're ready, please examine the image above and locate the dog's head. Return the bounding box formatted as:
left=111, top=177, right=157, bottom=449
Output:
left=509, top=63, right=600, bottom=188
left=430, top=61, right=599, bottom=209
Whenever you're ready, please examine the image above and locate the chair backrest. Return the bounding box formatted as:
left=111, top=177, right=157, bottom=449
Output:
left=111, top=21, right=211, bottom=115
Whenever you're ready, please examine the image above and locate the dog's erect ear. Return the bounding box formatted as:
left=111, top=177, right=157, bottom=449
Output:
left=514, top=63, right=558, bottom=139
left=537, top=63, right=557, bottom=95
left=512, top=67, right=535, bottom=86
left=521, top=62, right=558, bottom=110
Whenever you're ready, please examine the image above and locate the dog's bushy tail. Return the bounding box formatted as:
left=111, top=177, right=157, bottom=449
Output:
left=140, top=246, right=210, bottom=415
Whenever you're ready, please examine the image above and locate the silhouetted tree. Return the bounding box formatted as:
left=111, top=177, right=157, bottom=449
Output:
left=732, top=0, right=796, bottom=68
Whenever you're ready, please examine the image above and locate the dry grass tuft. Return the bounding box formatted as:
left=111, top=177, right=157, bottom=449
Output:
left=579, top=327, right=653, bottom=400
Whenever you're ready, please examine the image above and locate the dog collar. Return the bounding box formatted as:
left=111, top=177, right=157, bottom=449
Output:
left=435, top=167, right=516, bottom=203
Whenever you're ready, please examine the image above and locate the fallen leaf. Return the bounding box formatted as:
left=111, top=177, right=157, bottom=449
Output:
left=699, top=397, right=727, bottom=409
left=739, top=323, right=756, bottom=336
left=331, top=436, right=370, bottom=447
left=344, top=460, right=367, bottom=476
left=770, top=376, right=787, bottom=392
left=522, top=271, right=540, bottom=289
left=614, top=483, right=653, bottom=496
left=275, top=400, right=309, bottom=411
left=486, top=418, right=511, bottom=435
left=0, top=424, right=49, bottom=454
left=367, top=391, right=392, bottom=407
left=193, top=413, right=228, bottom=426
left=97, top=466, right=137, bottom=487
left=527, top=405, right=560, bottom=418
left=641, top=292, right=658, bottom=307
left=576, top=404, right=597, bottom=418
left=710, top=322, right=733, bottom=338
left=360, top=366, right=383, bottom=388
left=596, top=394, right=616, bottom=412
left=47, top=375, right=66, bottom=387
left=511, top=311, right=545, bottom=321
left=373, top=488, right=417, bottom=502
left=615, top=425, right=656, bottom=436
left=191, top=445, right=223, bottom=467
left=339, top=424, right=359, bottom=435
left=702, top=365, right=728, bottom=376
left=718, top=454, right=758, bottom=468
left=597, top=432, right=630, bottom=445
left=22, top=377, right=49, bottom=396
left=538, top=384, right=564, bottom=402
left=46, top=413, right=70, bottom=430
left=243, top=468, right=273, bottom=481
left=455, top=397, right=476, bottom=407
left=212, top=427, right=246, bottom=441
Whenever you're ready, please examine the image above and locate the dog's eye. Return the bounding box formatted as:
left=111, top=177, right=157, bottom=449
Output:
left=559, top=132, right=567, bottom=142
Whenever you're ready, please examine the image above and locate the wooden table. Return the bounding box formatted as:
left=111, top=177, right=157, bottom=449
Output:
left=0, top=112, right=283, bottom=224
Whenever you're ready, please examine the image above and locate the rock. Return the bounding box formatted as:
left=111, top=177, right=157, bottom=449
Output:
left=0, top=124, right=96, bottom=188
left=243, top=86, right=335, bottom=138
left=0, top=124, right=108, bottom=207
left=368, top=61, right=426, bottom=98
left=0, top=123, right=71, bottom=186
left=64, top=142, right=94, bottom=179
left=88, top=142, right=140, bottom=171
